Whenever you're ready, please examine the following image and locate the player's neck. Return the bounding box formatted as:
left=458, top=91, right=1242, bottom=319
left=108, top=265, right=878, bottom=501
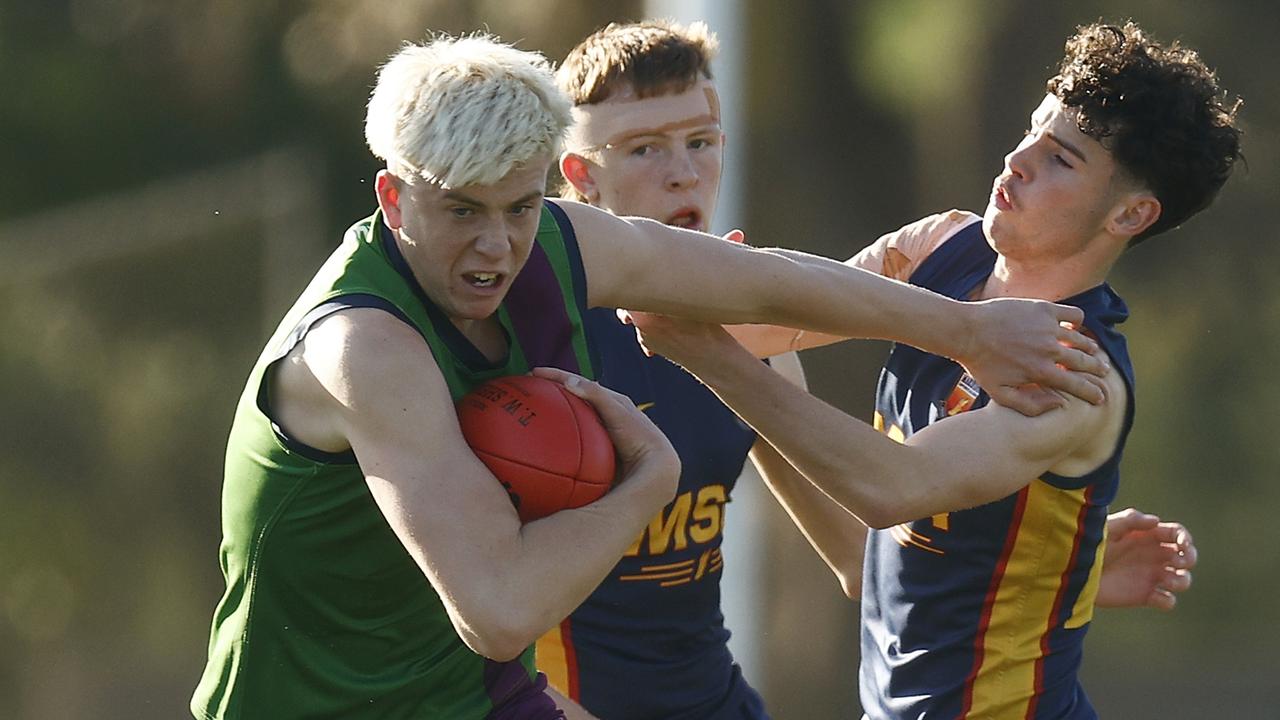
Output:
left=452, top=315, right=509, bottom=363
left=979, top=255, right=1112, bottom=303
left=979, top=231, right=1125, bottom=302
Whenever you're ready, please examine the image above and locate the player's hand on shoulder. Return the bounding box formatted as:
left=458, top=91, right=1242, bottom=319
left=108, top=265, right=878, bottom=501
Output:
left=963, top=297, right=1109, bottom=416
left=531, top=367, right=679, bottom=503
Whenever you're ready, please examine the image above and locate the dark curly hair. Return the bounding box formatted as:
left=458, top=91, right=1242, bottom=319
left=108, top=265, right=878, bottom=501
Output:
left=1047, top=21, right=1242, bottom=245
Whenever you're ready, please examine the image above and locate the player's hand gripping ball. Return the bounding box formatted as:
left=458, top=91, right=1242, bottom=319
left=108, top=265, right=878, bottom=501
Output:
left=458, top=375, right=616, bottom=522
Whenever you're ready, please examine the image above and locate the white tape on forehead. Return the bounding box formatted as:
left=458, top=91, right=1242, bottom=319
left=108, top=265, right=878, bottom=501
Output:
left=565, top=82, right=721, bottom=152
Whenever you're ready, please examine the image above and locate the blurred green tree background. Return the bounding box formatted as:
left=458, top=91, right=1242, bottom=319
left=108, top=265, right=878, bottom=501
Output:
left=1, top=1, right=1275, bottom=717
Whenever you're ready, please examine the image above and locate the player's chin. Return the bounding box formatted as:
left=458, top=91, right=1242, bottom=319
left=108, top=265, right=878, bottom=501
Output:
left=449, top=296, right=506, bottom=321
left=452, top=286, right=512, bottom=316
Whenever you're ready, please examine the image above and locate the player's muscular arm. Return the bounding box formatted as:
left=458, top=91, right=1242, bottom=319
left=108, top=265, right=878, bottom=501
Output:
left=631, top=313, right=1124, bottom=528
left=562, top=200, right=1107, bottom=415
left=277, top=309, right=678, bottom=661
left=728, top=211, right=968, bottom=358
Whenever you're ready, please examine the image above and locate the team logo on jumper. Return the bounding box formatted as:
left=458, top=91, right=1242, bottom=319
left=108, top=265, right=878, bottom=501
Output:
left=875, top=411, right=955, bottom=554
left=943, top=372, right=982, bottom=416
left=618, top=484, right=728, bottom=586
left=617, top=548, right=724, bottom=587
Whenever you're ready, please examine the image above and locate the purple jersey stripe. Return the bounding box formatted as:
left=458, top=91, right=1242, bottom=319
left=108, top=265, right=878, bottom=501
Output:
left=504, top=242, right=582, bottom=373
left=483, top=660, right=565, bottom=719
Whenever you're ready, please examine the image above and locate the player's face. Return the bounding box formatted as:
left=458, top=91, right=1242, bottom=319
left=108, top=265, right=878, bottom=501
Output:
left=572, top=79, right=724, bottom=231
left=983, top=94, right=1128, bottom=261
left=381, top=161, right=549, bottom=322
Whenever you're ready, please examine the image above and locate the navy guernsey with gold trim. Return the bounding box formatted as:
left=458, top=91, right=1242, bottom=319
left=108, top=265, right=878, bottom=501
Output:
left=862, top=220, right=1135, bottom=720
left=536, top=307, right=765, bottom=719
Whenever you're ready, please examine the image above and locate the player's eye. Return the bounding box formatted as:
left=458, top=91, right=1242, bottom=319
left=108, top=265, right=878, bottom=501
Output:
left=631, top=144, right=657, bottom=157
left=450, top=206, right=476, bottom=218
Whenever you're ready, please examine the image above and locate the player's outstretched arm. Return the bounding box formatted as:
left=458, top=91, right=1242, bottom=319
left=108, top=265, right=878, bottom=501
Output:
left=277, top=309, right=678, bottom=661
left=629, top=311, right=1124, bottom=528
left=1096, top=508, right=1196, bottom=611
left=561, top=200, right=1106, bottom=414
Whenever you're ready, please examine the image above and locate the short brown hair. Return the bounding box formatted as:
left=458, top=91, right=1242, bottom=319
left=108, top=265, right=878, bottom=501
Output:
left=557, top=20, right=718, bottom=107
left=1047, top=21, right=1242, bottom=244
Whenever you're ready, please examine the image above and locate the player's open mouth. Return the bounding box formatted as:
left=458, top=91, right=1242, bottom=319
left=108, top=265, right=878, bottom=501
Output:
left=666, top=208, right=703, bottom=231
left=465, top=272, right=502, bottom=288
left=993, top=183, right=1013, bottom=211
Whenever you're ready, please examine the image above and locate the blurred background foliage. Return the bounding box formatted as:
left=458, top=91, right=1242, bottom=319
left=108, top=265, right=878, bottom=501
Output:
left=0, top=1, right=1275, bottom=717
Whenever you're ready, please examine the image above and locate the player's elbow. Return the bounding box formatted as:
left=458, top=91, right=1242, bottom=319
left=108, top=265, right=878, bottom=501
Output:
left=455, top=615, right=537, bottom=662
left=836, top=569, right=862, bottom=601
left=448, top=598, right=547, bottom=661
left=856, top=501, right=909, bottom=531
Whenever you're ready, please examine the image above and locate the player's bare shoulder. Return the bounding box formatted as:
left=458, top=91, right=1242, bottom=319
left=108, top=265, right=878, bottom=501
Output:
left=270, top=307, right=441, bottom=452
left=1047, top=361, right=1129, bottom=478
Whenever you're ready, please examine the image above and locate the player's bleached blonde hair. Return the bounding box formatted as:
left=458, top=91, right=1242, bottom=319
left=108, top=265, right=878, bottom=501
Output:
left=365, top=34, right=573, bottom=188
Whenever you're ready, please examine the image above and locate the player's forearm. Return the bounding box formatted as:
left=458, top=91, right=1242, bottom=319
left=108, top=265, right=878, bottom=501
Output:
left=601, top=220, right=972, bottom=354
left=681, top=342, right=941, bottom=529
left=464, top=465, right=672, bottom=659
left=755, top=248, right=973, bottom=356
left=749, top=440, right=866, bottom=599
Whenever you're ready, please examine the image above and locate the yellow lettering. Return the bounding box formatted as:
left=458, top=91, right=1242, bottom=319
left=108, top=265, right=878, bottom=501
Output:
left=689, top=485, right=726, bottom=544
left=646, top=493, right=692, bottom=554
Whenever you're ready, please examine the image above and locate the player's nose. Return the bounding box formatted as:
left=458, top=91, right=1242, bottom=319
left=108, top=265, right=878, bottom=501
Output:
left=473, top=218, right=512, bottom=258
left=666, top=149, right=698, bottom=190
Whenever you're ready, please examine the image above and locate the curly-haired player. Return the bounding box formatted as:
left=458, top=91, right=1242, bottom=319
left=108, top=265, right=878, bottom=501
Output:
left=629, top=20, right=1239, bottom=719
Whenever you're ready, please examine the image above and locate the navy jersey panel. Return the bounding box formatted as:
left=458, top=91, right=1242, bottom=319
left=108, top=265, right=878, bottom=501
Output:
left=565, top=306, right=764, bottom=720
left=861, top=219, right=1134, bottom=719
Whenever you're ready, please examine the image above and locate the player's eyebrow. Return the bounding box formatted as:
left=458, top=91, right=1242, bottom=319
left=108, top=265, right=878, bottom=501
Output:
left=1031, top=110, right=1089, bottom=165
left=1045, top=132, right=1089, bottom=164
left=601, top=115, right=719, bottom=150
left=442, top=190, right=544, bottom=207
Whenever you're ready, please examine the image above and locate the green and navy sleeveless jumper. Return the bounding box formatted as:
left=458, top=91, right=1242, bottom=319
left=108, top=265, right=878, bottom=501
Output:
left=192, top=201, right=593, bottom=719
left=862, top=220, right=1135, bottom=720
left=536, top=307, right=765, bottom=719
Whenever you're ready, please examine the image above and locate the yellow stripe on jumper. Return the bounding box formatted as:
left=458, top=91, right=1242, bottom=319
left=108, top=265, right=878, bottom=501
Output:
left=966, top=480, right=1088, bottom=719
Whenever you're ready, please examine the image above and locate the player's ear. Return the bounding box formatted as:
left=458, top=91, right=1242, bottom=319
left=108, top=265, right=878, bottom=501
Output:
left=375, top=170, right=404, bottom=229
left=1107, top=192, right=1161, bottom=240
left=559, top=151, right=600, bottom=203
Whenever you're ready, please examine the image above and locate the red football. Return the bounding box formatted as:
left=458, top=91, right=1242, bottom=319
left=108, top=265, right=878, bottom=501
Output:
left=457, top=375, right=616, bottom=522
